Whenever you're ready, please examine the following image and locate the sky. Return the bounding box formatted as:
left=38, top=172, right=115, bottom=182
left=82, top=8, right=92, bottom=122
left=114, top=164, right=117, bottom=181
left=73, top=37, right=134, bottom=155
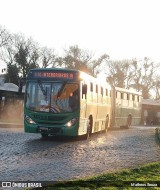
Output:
left=0, top=0, right=160, bottom=72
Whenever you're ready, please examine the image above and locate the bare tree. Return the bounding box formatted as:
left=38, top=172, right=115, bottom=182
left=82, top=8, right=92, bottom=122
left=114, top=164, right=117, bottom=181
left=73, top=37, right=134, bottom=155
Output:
left=152, top=79, right=160, bottom=99
left=0, top=26, right=12, bottom=48
left=106, top=60, right=130, bottom=88
left=90, top=54, right=109, bottom=77
left=39, top=47, right=56, bottom=68
left=129, top=57, right=159, bottom=98
left=55, top=45, right=109, bottom=77
left=105, top=57, right=160, bottom=98
left=62, top=45, right=93, bottom=73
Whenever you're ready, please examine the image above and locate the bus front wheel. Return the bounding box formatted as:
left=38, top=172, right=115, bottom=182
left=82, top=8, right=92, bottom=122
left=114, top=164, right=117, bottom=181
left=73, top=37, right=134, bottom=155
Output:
left=41, top=133, right=48, bottom=139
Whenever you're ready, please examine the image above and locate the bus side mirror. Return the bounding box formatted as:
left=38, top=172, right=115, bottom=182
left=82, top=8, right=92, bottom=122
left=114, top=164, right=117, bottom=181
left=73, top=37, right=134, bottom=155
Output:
left=18, top=77, right=26, bottom=95
left=82, top=84, right=87, bottom=99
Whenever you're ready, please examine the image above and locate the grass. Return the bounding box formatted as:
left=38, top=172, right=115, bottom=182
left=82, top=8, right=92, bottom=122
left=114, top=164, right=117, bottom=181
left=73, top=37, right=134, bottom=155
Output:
left=30, top=162, right=160, bottom=190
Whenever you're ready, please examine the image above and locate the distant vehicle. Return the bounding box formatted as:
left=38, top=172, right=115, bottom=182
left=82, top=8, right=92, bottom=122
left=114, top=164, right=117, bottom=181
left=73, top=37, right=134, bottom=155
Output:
left=18, top=68, right=142, bottom=139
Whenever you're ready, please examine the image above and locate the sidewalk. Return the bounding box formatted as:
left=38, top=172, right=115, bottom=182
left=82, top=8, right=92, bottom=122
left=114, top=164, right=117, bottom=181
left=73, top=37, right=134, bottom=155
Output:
left=0, top=121, right=23, bottom=128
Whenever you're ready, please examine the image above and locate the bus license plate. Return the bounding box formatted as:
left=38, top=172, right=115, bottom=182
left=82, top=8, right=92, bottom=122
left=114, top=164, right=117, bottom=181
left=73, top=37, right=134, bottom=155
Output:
left=39, top=127, right=48, bottom=131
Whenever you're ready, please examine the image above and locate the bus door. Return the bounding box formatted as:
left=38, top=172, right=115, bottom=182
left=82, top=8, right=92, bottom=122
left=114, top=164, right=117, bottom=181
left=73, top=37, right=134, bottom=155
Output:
left=79, top=82, right=88, bottom=135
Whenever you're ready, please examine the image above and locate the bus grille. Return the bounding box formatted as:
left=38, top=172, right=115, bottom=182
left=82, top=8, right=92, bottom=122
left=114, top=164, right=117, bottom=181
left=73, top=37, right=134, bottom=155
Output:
left=33, top=114, right=66, bottom=122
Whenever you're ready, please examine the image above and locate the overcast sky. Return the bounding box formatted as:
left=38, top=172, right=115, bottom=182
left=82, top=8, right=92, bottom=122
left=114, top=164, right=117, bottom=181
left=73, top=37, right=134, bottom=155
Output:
left=0, top=0, right=160, bottom=72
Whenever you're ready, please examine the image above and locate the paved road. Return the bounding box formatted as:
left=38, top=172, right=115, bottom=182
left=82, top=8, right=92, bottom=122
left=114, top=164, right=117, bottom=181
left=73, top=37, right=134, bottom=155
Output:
left=0, top=126, right=159, bottom=181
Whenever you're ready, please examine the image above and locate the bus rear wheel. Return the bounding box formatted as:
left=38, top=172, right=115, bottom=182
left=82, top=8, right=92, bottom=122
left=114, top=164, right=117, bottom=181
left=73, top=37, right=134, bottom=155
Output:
left=85, top=116, right=93, bottom=140
left=105, top=115, right=109, bottom=132
left=127, top=114, right=132, bottom=128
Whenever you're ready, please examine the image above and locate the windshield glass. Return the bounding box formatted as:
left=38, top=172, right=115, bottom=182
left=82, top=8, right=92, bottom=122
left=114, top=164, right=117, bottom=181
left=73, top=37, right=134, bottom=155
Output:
left=25, top=81, right=79, bottom=113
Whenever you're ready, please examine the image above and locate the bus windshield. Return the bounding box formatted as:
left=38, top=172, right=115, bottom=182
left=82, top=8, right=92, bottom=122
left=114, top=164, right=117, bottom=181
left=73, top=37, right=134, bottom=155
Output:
left=25, top=81, right=79, bottom=113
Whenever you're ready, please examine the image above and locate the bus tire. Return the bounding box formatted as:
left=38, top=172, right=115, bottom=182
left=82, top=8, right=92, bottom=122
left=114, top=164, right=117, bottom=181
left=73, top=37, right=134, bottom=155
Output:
left=41, top=133, right=48, bottom=139
left=105, top=115, right=109, bottom=132
left=127, top=114, right=132, bottom=127
left=85, top=116, right=93, bottom=140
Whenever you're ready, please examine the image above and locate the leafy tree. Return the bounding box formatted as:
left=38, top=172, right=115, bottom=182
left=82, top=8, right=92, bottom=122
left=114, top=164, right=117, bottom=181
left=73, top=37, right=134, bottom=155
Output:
left=5, top=64, right=19, bottom=85
left=14, top=34, right=39, bottom=77
left=55, top=45, right=109, bottom=77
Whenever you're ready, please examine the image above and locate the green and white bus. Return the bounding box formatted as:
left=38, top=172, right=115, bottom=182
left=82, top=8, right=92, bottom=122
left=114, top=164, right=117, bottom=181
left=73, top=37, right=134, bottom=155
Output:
left=20, top=68, right=111, bottom=139
left=19, top=68, right=142, bottom=139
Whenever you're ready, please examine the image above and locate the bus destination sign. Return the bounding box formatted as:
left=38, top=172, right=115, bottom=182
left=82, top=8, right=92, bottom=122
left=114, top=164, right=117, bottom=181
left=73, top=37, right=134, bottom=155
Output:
left=28, top=70, right=79, bottom=80
left=35, top=71, right=74, bottom=79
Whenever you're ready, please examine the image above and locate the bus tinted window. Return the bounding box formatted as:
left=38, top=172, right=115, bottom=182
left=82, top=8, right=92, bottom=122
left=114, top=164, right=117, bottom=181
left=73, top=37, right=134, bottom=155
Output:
left=106, top=89, right=108, bottom=96
left=90, top=82, right=93, bottom=92
left=26, top=82, right=79, bottom=113
left=96, top=85, right=98, bottom=93
left=101, top=87, right=103, bottom=96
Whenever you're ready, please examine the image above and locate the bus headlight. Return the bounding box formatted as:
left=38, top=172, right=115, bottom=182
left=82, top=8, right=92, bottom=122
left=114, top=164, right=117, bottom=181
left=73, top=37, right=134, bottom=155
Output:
left=25, top=115, right=36, bottom=124
left=65, top=118, right=77, bottom=127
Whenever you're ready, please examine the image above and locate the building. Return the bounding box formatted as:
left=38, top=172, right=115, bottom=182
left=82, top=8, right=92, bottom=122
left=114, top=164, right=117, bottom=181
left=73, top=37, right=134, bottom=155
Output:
left=141, top=99, right=160, bottom=125
left=0, top=75, right=24, bottom=123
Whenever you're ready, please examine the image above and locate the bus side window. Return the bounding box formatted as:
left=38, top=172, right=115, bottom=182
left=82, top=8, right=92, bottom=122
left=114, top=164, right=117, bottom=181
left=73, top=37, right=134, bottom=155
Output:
left=132, top=95, right=135, bottom=101
left=116, top=92, right=118, bottom=98
left=90, top=82, right=93, bottom=92
left=121, top=93, right=123, bottom=99
left=106, top=89, right=108, bottom=96
left=82, top=84, right=87, bottom=99
left=101, top=87, right=103, bottom=96
left=96, top=85, right=98, bottom=94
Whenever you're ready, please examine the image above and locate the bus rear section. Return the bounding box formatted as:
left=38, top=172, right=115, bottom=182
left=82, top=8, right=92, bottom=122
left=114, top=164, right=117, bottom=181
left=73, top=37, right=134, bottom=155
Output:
left=111, top=87, right=142, bottom=128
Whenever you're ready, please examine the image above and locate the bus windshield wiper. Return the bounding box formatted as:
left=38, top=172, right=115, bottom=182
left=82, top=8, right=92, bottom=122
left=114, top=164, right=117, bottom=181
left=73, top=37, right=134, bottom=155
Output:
left=57, top=81, right=67, bottom=99
left=37, top=79, right=47, bottom=97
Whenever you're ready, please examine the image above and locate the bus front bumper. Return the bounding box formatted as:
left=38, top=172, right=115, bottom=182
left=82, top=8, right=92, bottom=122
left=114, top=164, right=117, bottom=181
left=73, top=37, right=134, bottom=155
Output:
left=37, top=126, right=63, bottom=134
left=24, top=122, right=78, bottom=137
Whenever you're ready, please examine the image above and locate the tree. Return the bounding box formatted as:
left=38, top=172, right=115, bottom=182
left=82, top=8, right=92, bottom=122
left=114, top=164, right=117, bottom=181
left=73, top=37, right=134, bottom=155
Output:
left=152, top=80, right=160, bottom=99
left=106, top=60, right=130, bottom=88
left=39, top=46, right=56, bottom=68
left=55, top=45, right=109, bottom=77
left=59, top=45, right=93, bottom=74
left=5, top=64, right=19, bottom=85
left=90, top=54, right=109, bottom=77
left=0, top=32, right=40, bottom=83
left=129, top=57, right=160, bottom=98
left=105, top=57, right=160, bottom=98
left=0, top=25, right=12, bottom=48
left=14, top=34, right=39, bottom=77
left=0, top=28, right=18, bottom=83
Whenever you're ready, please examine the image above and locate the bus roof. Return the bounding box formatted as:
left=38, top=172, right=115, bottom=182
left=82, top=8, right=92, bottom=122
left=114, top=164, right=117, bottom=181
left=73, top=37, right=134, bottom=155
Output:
left=115, top=86, right=142, bottom=95
left=27, top=68, right=111, bottom=88
left=29, top=68, right=79, bottom=72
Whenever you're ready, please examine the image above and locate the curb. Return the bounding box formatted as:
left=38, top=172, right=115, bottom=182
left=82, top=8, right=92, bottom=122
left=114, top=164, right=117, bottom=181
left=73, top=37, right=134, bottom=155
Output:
left=0, top=122, right=23, bottom=128
left=155, top=128, right=160, bottom=143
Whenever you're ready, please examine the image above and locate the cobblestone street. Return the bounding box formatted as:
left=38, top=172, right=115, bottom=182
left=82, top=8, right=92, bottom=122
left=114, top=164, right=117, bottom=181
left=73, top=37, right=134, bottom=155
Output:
left=0, top=126, right=159, bottom=181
